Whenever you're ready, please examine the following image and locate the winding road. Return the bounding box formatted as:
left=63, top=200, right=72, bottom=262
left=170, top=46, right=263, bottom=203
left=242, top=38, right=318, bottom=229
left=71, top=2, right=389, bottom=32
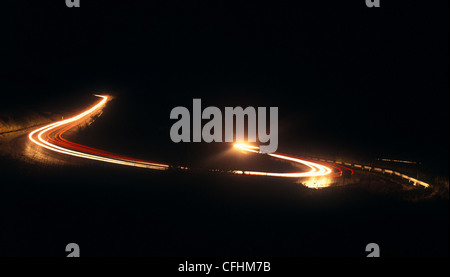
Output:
left=28, top=95, right=429, bottom=189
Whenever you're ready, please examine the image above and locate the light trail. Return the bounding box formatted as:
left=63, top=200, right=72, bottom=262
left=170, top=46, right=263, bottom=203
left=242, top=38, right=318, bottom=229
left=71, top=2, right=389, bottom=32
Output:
left=232, top=143, right=333, bottom=178
left=28, top=95, right=169, bottom=170
left=27, top=95, right=429, bottom=189
left=28, top=95, right=332, bottom=178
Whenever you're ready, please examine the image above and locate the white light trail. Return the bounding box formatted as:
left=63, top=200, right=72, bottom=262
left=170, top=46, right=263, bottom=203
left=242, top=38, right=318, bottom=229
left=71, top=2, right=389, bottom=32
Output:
left=232, top=143, right=332, bottom=178
left=28, top=95, right=168, bottom=170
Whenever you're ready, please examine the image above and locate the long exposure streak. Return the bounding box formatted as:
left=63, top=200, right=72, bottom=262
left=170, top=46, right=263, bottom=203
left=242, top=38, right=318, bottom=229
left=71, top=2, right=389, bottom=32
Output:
left=232, top=143, right=332, bottom=177
left=28, top=95, right=428, bottom=189
left=28, top=95, right=169, bottom=170
left=28, top=95, right=333, bottom=177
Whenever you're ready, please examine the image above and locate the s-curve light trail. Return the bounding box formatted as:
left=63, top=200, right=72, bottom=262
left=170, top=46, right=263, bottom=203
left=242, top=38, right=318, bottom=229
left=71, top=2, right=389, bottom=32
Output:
left=28, top=95, right=334, bottom=179
left=28, top=95, right=169, bottom=170
left=26, top=95, right=346, bottom=186
left=27, top=95, right=431, bottom=190
left=232, top=143, right=333, bottom=178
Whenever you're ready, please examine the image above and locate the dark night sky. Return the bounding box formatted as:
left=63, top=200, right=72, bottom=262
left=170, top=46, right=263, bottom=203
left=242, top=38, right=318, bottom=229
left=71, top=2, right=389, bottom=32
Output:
left=2, top=0, right=449, bottom=171
left=1, top=0, right=449, bottom=260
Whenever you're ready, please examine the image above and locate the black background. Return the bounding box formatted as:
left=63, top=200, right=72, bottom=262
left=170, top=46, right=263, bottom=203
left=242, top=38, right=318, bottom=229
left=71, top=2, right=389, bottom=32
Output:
left=1, top=0, right=449, bottom=258
left=3, top=0, right=449, bottom=167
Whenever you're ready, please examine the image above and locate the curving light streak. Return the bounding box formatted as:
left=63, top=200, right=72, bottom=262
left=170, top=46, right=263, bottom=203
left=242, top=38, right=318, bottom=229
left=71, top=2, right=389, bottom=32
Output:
left=29, top=95, right=426, bottom=190
left=26, top=95, right=332, bottom=179
left=28, top=95, right=169, bottom=170
left=232, top=143, right=332, bottom=177
left=27, top=96, right=330, bottom=177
